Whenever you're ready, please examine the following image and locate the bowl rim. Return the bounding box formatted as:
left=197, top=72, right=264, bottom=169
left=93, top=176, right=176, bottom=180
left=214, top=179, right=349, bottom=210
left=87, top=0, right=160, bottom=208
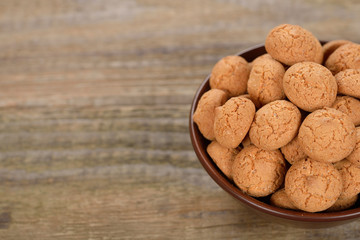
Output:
left=189, top=43, right=360, bottom=222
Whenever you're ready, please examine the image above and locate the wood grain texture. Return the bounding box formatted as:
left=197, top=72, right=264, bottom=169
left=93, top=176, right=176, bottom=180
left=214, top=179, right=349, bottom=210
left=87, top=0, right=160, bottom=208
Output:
left=0, top=0, right=360, bottom=239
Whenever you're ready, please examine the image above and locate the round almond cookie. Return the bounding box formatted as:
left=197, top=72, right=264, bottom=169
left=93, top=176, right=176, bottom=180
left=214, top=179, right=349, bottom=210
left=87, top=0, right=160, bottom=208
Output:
left=251, top=53, right=274, bottom=66
left=285, top=158, right=343, bottom=212
left=207, top=141, right=240, bottom=180
left=249, top=100, right=301, bottom=150
left=325, top=43, right=360, bottom=75
left=298, top=108, right=356, bottom=163
left=239, top=94, right=251, bottom=100
left=193, top=89, right=229, bottom=140
left=270, top=188, right=298, bottom=210
left=241, top=133, right=252, bottom=148
left=232, top=145, right=286, bottom=197
left=210, top=55, right=250, bottom=97
left=326, top=195, right=358, bottom=212
left=214, top=97, right=255, bottom=148
left=335, top=69, right=360, bottom=99
left=334, top=159, right=360, bottom=199
left=280, top=136, right=307, bottom=165
left=347, top=127, right=360, bottom=167
left=247, top=58, right=285, bottom=107
left=322, top=40, right=351, bottom=62
left=265, top=24, right=323, bottom=66
left=283, top=62, right=337, bottom=112
left=332, top=96, right=360, bottom=126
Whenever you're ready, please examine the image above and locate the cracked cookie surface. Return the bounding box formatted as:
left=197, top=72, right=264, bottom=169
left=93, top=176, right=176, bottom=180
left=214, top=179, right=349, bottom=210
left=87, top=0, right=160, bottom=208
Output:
left=280, top=136, right=307, bottom=165
left=335, top=69, right=360, bottom=99
left=347, top=127, right=360, bottom=167
left=249, top=100, right=301, bottom=150
left=285, top=158, right=343, bottom=212
left=325, top=43, right=360, bottom=74
left=270, top=188, right=298, bottom=210
left=334, top=159, right=360, bottom=199
left=322, top=40, right=351, bottom=62
left=265, top=24, right=323, bottom=66
left=332, top=96, right=360, bottom=126
left=326, top=194, right=358, bottom=212
left=283, top=62, right=337, bottom=112
left=193, top=89, right=229, bottom=140
left=214, top=96, right=255, bottom=148
left=232, top=145, right=286, bottom=197
left=210, top=55, right=250, bottom=97
left=247, top=58, right=285, bottom=107
left=207, top=140, right=240, bottom=180
left=251, top=53, right=274, bottom=66
left=298, top=108, right=356, bottom=163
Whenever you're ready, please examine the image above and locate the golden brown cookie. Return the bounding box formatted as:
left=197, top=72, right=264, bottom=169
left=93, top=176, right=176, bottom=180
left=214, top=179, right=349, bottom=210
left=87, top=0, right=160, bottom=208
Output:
left=232, top=145, right=286, bottom=197
left=249, top=100, right=301, bottom=150
left=283, top=62, right=337, bottom=112
left=241, top=133, right=252, bottom=148
left=347, top=127, right=360, bottom=167
left=298, top=108, right=356, bottom=163
left=334, top=159, right=360, bottom=199
left=265, top=24, right=323, bottom=66
left=247, top=58, right=285, bottom=107
left=325, top=43, right=360, bottom=75
left=280, top=136, right=307, bottom=165
left=332, top=96, right=360, bottom=126
left=326, top=195, right=358, bottom=212
left=214, top=96, right=255, bottom=148
left=335, top=69, right=360, bottom=99
left=251, top=53, right=274, bottom=66
left=285, top=158, right=343, bottom=212
left=270, top=188, right=298, bottom=210
left=322, top=40, right=352, bottom=62
left=239, top=94, right=251, bottom=99
left=193, top=89, right=229, bottom=140
left=210, top=56, right=250, bottom=97
left=207, top=140, right=240, bottom=180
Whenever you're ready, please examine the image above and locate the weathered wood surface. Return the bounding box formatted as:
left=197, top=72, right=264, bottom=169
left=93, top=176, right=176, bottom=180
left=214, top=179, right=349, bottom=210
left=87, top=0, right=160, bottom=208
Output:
left=0, top=0, right=360, bottom=239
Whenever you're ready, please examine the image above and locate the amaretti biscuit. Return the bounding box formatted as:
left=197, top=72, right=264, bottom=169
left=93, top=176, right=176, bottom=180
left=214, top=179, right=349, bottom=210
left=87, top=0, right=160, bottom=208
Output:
left=207, top=140, right=240, bottom=180
left=270, top=188, right=298, bottom=210
left=193, top=23, right=360, bottom=213
left=210, top=56, right=250, bottom=97
left=280, top=136, right=307, bottom=165
left=298, top=108, right=356, bottom=163
left=335, top=69, right=360, bottom=99
left=283, top=62, right=337, bottom=112
left=265, top=24, right=323, bottom=66
left=241, top=134, right=252, bottom=148
left=251, top=53, right=274, bottom=66
left=322, top=40, right=351, bottom=62
left=325, top=43, right=360, bottom=75
left=347, top=127, right=360, bottom=167
left=327, top=195, right=358, bottom=212
left=232, top=145, right=286, bottom=197
left=249, top=100, right=301, bottom=150
left=247, top=58, right=285, bottom=107
left=214, top=97, right=255, bottom=148
left=239, top=94, right=251, bottom=99
left=332, top=96, right=360, bottom=126
left=193, top=89, right=229, bottom=140
left=334, top=159, right=360, bottom=199
left=285, top=158, right=343, bottom=212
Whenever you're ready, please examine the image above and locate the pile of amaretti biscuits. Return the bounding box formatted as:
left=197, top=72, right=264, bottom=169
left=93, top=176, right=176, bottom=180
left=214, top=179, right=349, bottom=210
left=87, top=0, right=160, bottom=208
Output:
left=193, top=24, right=360, bottom=213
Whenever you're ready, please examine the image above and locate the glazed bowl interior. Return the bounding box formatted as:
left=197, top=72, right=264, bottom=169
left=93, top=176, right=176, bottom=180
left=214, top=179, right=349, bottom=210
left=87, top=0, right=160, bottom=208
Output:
left=189, top=43, right=360, bottom=228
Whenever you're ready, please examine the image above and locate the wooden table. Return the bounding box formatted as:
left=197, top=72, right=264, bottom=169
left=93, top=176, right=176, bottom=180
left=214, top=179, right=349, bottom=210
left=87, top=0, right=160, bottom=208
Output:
left=0, top=0, right=360, bottom=239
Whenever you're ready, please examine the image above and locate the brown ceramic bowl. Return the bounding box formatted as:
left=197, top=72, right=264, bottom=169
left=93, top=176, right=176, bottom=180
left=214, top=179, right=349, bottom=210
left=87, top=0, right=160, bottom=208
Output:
left=189, top=43, right=360, bottom=228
